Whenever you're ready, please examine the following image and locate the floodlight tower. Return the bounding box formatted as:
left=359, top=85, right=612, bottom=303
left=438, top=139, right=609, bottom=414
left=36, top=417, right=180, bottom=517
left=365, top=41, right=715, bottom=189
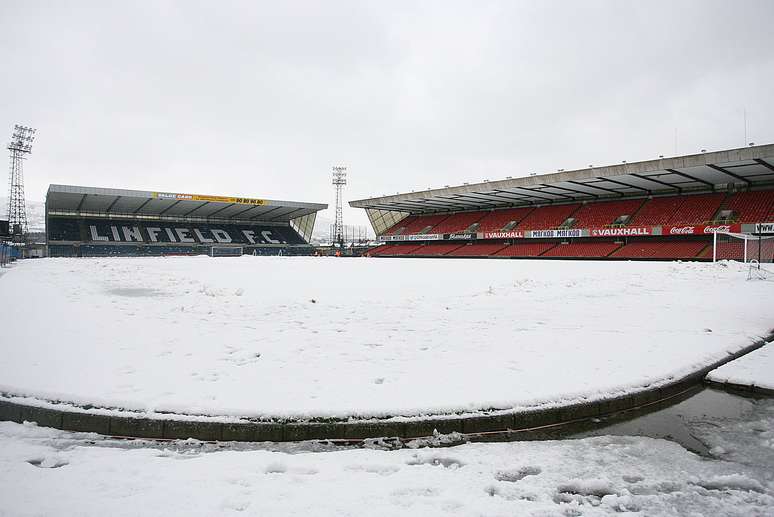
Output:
left=7, top=125, right=36, bottom=243
left=332, top=166, right=347, bottom=247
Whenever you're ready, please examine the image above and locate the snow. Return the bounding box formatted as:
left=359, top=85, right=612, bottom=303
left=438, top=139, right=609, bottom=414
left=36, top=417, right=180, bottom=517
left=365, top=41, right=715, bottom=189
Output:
left=0, top=257, right=772, bottom=421
left=707, top=344, right=774, bottom=391
left=1, top=419, right=773, bottom=516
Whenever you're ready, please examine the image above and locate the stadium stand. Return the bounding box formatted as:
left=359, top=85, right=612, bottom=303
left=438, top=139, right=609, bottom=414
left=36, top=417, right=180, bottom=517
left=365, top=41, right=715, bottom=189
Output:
left=626, top=196, right=683, bottom=226
left=354, top=145, right=774, bottom=262
left=45, top=185, right=325, bottom=257
left=720, top=190, right=774, bottom=223
left=570, top=199, right=645, bottom=228
left=46, top=218, right=81, bottom=241
left=515, top=203, right=581, bottom=230
left=365, top=244, right=394, bottom=255
left=64, top=245, right=197, bottom=257
left=448, top=242, right=510, bottom=256
left=429, top=211, right=486, bottom=234
left=476, top=207, right=534, bottom=233
left=542, top=241, right=622, bottom=258
left=611, top=240, right=709, bottom=259
left=384, top=216, right=418, bottom=235
left=48, top=218, right=308, bottom=245
left=378, top=243, right=425, bottom=256
left=367, top=188, right=774, bottom=261
left=626, top=193, right=725, bottom=226
left=399, top=214, right=450, bottom=235
left=377, top=190, right=773, bottom=237
left=710, top=241, right=746, bottom=260
left=408, top=243, right=466, bottom=256
left=702, top=236, right=774, bottom=261
left=494, top=241, right=557, bottom=257
left=665, top=193, right=725, bottom=225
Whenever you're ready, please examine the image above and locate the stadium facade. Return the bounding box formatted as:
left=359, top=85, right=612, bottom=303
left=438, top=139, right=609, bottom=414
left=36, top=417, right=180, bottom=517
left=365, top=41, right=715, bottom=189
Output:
left=351, top=144, right=774, bottom=261
left=45, top=185, right=327, bottom=257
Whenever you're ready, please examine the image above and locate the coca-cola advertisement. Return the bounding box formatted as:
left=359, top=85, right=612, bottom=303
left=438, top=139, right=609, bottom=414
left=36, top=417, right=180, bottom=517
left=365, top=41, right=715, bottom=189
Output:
left=663, top=224, right=742, bottom=235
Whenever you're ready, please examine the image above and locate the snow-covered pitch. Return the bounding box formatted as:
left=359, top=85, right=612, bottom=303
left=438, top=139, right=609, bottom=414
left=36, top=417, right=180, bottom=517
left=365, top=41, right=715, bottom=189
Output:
left=0, top=257, right=772, bottom=421
left=707, top=343, right=774, bottom=392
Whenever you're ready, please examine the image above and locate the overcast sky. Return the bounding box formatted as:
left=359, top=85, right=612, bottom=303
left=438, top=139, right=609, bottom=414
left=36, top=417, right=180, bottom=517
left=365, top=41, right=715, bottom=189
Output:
left=2, top=1, right=773, bottom=228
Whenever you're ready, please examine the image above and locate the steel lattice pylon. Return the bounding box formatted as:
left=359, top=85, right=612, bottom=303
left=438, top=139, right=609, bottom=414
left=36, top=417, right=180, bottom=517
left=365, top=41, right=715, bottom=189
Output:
left=7, top=125, right=36, bottom=243
left=332, top=166, right=347, bottom=247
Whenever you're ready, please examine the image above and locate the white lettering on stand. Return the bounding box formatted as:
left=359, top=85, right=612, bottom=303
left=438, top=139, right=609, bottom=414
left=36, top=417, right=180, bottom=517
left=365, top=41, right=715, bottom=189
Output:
left=175, top=228, right=195, bottom=243
left=194, top=229, right=214, bottom=243
left=242, top=230, right=257, bottom=244
left=146, top=227, right=162, bottom=242
left=89, top=225, right=109, bottom=241
left=122, top=226, right=143, bottom=242
left=211, top=229, right=232, bottom=243
left=261, top=230, right=280, bottom=244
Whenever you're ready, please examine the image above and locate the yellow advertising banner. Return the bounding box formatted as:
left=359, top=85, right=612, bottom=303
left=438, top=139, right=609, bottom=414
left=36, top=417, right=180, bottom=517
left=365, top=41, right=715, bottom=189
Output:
left=152, top=192, right=265, bottom=206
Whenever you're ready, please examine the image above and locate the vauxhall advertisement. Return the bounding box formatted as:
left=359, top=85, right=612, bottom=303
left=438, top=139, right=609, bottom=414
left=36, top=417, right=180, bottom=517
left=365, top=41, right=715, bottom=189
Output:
left=379, top=223, right=765, bottom=242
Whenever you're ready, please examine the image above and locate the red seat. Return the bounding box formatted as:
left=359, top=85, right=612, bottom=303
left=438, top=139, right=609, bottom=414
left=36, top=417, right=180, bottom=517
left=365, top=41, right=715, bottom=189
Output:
left=611, top=240, right=708, bottom=259
left=542, top=241, right=622, bottom=257
left=448, top=242, right=510, bottom=256
left=383, top=216, right=417, bottom=235
left=494, top=241, right=557, bottom=257
left=629, top=194, right=725, bottom=226
left=383, top=214, right=452, bottom=236
left=366, top=244, right=393, bottom=256
left=397, top=214, right=451, bottom=235
left=430, top=211, right=487, bottom=234
left=476, top=207, right=534, bottom=233
left=377, top=243, right=425, bottom=255
left=571, top=199, right=645, bottom=228
left=408, top=243, right=467, bottom=256
left=723, top=191, right=774, bottom=223
left=666, top=194, right=725, bottom=225
left=629, top=197, right=683, bottom=226
left=515, top=204, right=581, bottom=231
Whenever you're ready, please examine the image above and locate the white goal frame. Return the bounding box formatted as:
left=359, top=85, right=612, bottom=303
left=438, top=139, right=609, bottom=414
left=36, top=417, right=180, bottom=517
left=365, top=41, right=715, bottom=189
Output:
left=712, top=231, right=774, bottom=263
left=210, top=246, right=244, bottom=257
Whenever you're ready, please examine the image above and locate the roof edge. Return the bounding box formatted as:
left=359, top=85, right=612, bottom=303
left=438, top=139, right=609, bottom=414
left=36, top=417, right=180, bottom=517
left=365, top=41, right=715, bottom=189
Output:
left=350, top=143, right=774, bottom=208
left=46, top=184, right=327, bottom=210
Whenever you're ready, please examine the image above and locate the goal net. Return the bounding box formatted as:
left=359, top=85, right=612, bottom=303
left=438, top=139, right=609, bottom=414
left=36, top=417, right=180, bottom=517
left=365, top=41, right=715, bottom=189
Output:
left=712, top=232, right=774, bottom=263
left=210, top=246, right=243, bottom=257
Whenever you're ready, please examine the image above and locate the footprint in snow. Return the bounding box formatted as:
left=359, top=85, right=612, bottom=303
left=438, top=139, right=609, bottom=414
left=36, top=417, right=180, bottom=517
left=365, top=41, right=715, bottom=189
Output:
left=27, top=457, right=68, bottom=469
left=494, top=466, right=542, bottom=482
left=406, top=456, right=464, bottom=469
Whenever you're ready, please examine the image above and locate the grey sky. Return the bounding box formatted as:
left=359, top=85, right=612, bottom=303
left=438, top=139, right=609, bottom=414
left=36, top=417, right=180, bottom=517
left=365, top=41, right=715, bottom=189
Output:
left=2, top=0, right=773, bottom=228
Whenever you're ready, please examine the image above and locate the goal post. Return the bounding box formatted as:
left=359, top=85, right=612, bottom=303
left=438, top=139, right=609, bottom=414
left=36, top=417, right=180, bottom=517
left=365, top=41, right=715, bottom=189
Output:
left=210, top=246, right=243, bottom=257
left=712, top=231, right=774, bottom=263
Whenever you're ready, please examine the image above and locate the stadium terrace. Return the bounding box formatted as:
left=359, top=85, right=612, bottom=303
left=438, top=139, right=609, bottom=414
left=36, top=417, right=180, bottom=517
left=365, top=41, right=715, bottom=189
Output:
left=351, top=144, right=774, bottom=261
